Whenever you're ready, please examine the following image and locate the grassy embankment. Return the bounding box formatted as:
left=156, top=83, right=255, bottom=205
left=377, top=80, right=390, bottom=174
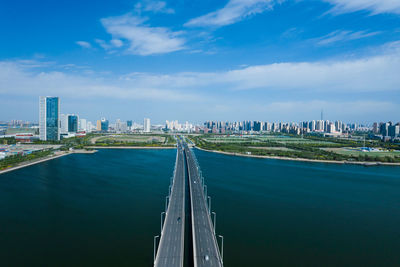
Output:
left=0, top=134, right=95, bottom=170
left=0, top=150, right=53, bottom=170
left=189, top=134, right=400, bottom=163
left=0, top=133, right=177, bottom=170
left=88, top=134, right=176, bottom=147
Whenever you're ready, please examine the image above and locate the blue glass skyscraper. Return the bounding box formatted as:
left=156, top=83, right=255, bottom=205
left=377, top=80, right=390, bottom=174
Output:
left=101, top=119, right=109, bottom=131
left=39, top=96, right=60, bottom=141
left=68, top=115, right=78, bottom=132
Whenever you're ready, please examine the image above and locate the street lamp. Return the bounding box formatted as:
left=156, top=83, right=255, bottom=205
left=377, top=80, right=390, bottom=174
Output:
left=212, top=212, right=216, bottom=233
left=153, top=235, right=159, bottom=263
left=165, top=196, right=169, bottom=211
left=161, top=212, right=165, bottom=233
left=218, top=235, right=224, bottom=263
left=208, top=196, right=211, bottom=215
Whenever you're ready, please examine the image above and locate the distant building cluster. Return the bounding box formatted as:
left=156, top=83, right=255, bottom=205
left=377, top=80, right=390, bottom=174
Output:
left=165, top=120, right=194, bottom=132
left=372, top=122, right=400, bottom=141
left=1, top=96, right=398, bottom=143
left=199, top=120, right=399, bottom=141
left=36, top=96, right=156, bottom=140
left=201, top=120, right=352, bottom=135
left=0, top=97, right=158, bottom=143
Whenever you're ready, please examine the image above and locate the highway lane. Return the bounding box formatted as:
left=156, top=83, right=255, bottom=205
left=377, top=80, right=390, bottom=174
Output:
left=184, top=143, right=223, bottom=267
left=154, top=142, right=186, bottom=267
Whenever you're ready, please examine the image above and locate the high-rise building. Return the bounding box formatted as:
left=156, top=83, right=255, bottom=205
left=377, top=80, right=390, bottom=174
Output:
left=115, top=119, right=127, bottom=133
left=318, top=120, right=325, bottom=131
left=127, top=120, right=133, bottom=127
left=388, top=124, right=399, bottom=138
left=60, top=114, right=68, bottom=134
left=253, top=121, right=262, bottom=131
left=100, top=118, right=109, bottom=132
left=144, top=118, right=151, bottom=132
left=79, top=118, right=87, bottom=132
left=96, top=120, right=102, bottom=131
left=86, top=121, right=94, bottom=133
left=335, top=121, right=343, bottom=133
left=327, top=122, right=336, bottom=133
left=68, top=115, right=79, bottom=133
left=39, top=96, right=60, bottom=141
left=380, top=122, right=390, bottom=136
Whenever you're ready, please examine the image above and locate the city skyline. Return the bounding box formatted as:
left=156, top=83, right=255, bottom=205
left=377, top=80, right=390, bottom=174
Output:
left=1, top=0, right=399, bottom=122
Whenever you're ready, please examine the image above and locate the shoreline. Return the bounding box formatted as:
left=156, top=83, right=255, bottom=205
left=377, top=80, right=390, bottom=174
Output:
left=195, top=147, right=400, bottom=166
left=0, top=151, right=71, bottom=175
left=0, top=146, right=175, bottom=175
left=0, top=149, right=100, bottom=175
left=88, top=146, right=176, bottom=149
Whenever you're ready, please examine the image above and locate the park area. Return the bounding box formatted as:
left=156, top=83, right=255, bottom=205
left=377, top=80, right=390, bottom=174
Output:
left=202, top=135, right=334, bottom=145
left=190, top=134, right=400, bottom=163
left=89, top=134, right=176, bottom=147
left=322, top=147, right=400, bottom=159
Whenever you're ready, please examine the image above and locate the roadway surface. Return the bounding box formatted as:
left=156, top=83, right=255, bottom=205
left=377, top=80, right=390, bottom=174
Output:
left=184, top=143, right=223, bottom=267
left=154, top=142, right=186, bottom=267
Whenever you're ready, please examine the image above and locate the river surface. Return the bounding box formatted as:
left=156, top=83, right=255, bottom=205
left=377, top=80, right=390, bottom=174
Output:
left=0, top=149, right=399, bottom=266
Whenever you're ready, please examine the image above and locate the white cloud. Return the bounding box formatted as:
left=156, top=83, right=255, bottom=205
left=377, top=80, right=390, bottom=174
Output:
left=101, top=13, right=185, bottom=55
left=185, top=0, right=281, bottom=27
left=135, top=1, right=175, bottom=14
left=76, top=41, right=92, bottom=48
left=110, top=39, right=124, bottom=47
left=123, top=42, right=400, bottom=93
left=218, top=52, right=400, bottom=92
left=1, top=42, right=399, bottom=118
left=313, top=30, right=381, bottom=46
left=95, top=39, right=112, bottom=50
left=323, top=0, right=400, bottom=15
left=184, top=0, right=400, bottom=28
left=0, top=61, right=200, bottom=102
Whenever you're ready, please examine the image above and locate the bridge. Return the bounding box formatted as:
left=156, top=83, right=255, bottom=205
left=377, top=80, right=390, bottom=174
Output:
left=154, top=138, right=223, bottom=267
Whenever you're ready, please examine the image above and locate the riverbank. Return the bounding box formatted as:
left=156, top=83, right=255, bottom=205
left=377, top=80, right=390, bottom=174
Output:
left=195, top=147, right=400, bottom=166
left=88, top=146, right=176, bottom=149
left=0, top=149, right=99, bottom=175
left=0, top=151, right=71, bottom=175
left=72, top=149, right=98, bottom=154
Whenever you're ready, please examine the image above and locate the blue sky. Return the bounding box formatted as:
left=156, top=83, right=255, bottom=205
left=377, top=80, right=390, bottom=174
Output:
left=0, top=0, right=399, bottom=124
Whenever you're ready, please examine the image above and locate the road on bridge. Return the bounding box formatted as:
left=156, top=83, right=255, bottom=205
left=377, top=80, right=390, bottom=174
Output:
left=154, top=139, right=223, bottom=267
left=154, top=142, right=186, bottom=267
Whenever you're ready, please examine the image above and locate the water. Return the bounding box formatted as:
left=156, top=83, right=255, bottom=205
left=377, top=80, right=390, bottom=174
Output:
left=1, top=149, right=400, bottom=266
left=0, top=149, right=175, bottom=266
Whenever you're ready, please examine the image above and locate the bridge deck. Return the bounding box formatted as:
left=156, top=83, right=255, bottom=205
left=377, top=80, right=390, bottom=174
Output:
left=154, top=143, right=185, bottom=267
left=185, top=144, right=223, bottom=267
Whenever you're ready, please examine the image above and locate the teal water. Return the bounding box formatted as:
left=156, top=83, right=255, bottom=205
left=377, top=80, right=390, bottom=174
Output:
left=1, top=149, right=400, bottom=266
left=0, top=149, right=175, bottom=266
